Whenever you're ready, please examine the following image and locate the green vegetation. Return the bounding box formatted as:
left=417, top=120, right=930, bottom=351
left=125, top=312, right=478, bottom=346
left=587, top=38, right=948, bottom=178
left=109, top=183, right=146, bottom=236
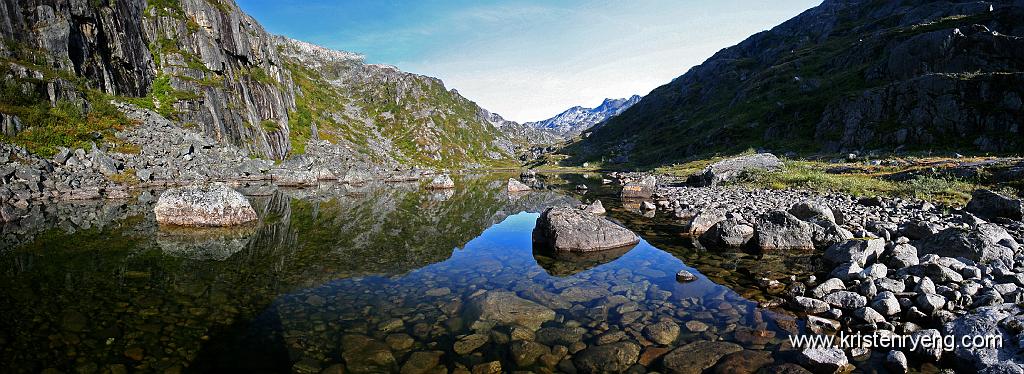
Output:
left=120, top=74, right=200, bottom=118
left=107, top=168, right=139, bottom=185
left=0, top=63, right=135, bottom=157
left=283, top=58, right=515, bottom=168
left=736, top=161, right=977, bottom=205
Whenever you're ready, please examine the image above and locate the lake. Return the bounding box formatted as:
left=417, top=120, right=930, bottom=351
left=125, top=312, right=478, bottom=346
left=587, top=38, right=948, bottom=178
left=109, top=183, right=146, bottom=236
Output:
left=1, top=173, right=840, bottom=373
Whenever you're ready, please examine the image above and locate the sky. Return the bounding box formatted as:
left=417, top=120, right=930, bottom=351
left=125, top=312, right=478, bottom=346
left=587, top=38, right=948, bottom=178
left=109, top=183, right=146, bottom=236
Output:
left=236, top=0, right=821, bottom=122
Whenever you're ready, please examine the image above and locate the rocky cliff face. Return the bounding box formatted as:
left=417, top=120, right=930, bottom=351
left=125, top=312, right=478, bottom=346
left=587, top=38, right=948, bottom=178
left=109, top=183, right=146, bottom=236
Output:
left=526, top=95, right=641, bottom=139
left=1, top=0, right=295, bottom=159
left=569, top=0, right=1024, bottom=166
left=0, top=0, right=519, bottom=167
left=276, top=37, right=517, bottom=168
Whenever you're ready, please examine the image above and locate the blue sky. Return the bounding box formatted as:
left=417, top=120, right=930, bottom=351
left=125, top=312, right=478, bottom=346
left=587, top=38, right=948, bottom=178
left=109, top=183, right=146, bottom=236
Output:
left=237, top=0, right=821, bottom=122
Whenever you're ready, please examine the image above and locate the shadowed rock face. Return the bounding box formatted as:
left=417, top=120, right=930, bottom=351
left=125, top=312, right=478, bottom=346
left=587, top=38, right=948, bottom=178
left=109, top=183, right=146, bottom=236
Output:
left=1, top=0, right=520, bottom=165
left=569, top=0, right=1024, bottom=165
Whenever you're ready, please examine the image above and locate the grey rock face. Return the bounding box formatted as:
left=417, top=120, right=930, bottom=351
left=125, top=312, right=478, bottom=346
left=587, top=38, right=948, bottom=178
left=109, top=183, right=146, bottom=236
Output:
left=584, top=200, right=606, bottom=215
left=753, top=210, right=815, bottom=251
left=872, top=291, right=902, bottom=316
left=811, top=278, right=846, bottom=299
left=153, top=183, right=258, bottom=227
left=792, top=296, right=831, bottom=314
left=945, top=304, right=1024, bottom=373
left=532, top=207, right=640, bottom=252
left=798, top=348, right=850, bottom=374
left=790, top=201, right=836, bottom=223
left=885, top=351, right=909, bottom=374
left=886, top=243, right=920, bottom=268
left=967, top=189, right=1023, bottom=221
left=620, top=175, right=656, bottom=198
left=688, top=153, right=782, bottom=187
left=824, top=239, right=885, bottom=267
left=686, top=208, right=726, bottom=237
left=699, top=217, right=754, bottom=249
left=917, top=224, right=1020, bottom=264
left=823, top=290, right=867, bottom=309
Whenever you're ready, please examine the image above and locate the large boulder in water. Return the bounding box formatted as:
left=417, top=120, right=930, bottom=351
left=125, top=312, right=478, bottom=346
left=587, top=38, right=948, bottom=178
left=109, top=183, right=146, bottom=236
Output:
left=966, top=189, right=1023, bottom=221
left=154, top=183, right=258, bottom=227
left=533, top=207, right=640, bottom=252
left=688, top=153, right=782, bottom=186
left=620, top=175, right=656, bottom=198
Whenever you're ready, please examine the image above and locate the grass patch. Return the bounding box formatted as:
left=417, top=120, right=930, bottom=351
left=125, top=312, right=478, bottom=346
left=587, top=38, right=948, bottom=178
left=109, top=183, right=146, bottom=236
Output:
left=736, top=160, right=978, bottom=205
left=119, top=74, right=199, bottom=118
left=1, top=84, right=135, bottom=157
left=107, top=168, right=138, bottom=186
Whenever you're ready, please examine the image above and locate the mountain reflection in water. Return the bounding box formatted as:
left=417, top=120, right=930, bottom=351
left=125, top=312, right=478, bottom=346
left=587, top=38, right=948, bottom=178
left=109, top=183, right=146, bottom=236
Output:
left=0, top=174, right=812, bottom=373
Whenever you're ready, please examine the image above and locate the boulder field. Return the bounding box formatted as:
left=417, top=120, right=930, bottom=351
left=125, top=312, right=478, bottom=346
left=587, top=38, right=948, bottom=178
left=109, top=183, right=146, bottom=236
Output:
left=608, top=167, right=1024, bottom=373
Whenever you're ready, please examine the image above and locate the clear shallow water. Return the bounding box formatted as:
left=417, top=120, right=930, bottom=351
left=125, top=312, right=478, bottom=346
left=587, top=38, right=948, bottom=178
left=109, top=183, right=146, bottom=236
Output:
left=0, top=174, right=834, bottom=373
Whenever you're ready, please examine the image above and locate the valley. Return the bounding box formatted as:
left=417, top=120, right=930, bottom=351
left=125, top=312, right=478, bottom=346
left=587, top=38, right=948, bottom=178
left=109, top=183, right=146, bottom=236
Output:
left=1, top=0, right=1023, bottom=373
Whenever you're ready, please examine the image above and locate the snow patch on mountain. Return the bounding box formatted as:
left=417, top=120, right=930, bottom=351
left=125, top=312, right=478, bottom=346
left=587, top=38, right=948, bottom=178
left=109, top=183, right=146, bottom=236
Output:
left=525, top=95, right=642, bottom=139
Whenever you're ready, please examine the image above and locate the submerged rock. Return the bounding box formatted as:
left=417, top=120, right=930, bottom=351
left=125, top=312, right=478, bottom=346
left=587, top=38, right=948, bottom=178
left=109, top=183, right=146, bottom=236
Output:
left=688, top=153, right=782, bottom=187
left=663, top=341, right=742, bottom=374
left=533, top=207, right=640, bottom=252
left=572, top=341, right=641, bottom=374
left=153, top=183, right=258, bottom=227
left=464, top=291, right=555, bottom=331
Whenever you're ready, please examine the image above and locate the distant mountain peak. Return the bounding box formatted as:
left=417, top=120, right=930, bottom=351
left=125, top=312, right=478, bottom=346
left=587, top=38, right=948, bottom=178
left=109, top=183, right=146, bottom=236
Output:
left=525, top=95, right=642, bottom=139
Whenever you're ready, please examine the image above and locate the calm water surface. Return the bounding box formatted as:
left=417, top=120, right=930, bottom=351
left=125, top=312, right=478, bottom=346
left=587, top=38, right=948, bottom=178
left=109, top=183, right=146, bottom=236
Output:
left=0, top=174, right=847, bottom=373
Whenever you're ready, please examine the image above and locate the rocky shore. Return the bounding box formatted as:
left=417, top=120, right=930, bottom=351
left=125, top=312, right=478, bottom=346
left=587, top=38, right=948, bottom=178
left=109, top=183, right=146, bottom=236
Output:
left=0, top=104, right=441, bottom=224
left=607, top=170, right=1024, bottom=373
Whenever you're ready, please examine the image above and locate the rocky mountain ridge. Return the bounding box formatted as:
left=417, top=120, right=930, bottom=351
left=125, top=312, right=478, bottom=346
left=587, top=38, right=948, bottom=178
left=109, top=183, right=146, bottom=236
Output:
left=525, top=95, right=641, bottom=139
left=0, top=0, right=524, bottom=168
left=568, top=0, right=1024, bottom=166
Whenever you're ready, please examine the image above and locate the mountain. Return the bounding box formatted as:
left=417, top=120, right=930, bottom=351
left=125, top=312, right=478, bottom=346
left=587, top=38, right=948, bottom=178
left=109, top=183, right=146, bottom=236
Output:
left=526, top=95, right=642, bottom=139
left=567, top=0, right=1024, bottom=167
left=0, top=0, right=520, bottom=168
